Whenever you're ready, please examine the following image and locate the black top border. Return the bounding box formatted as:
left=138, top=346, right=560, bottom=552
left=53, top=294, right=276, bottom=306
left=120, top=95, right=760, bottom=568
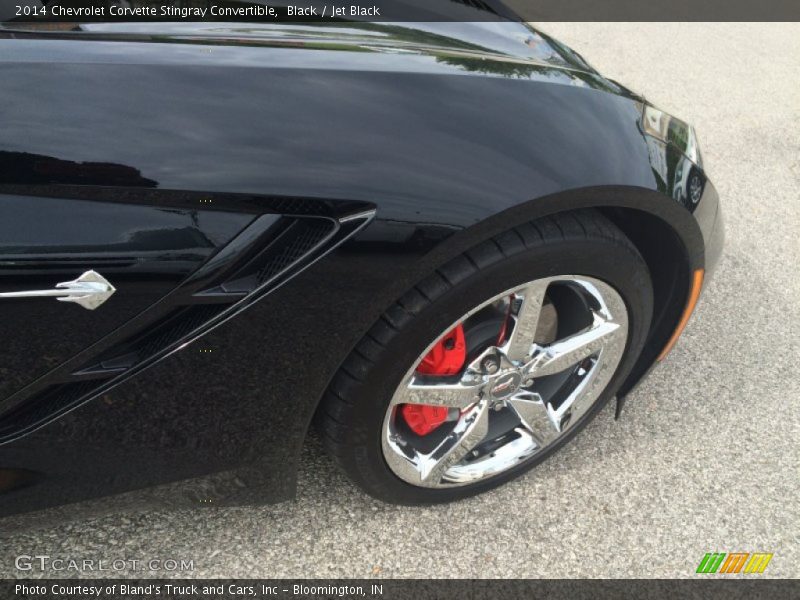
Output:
left=2, top=0, right=799, bottom=23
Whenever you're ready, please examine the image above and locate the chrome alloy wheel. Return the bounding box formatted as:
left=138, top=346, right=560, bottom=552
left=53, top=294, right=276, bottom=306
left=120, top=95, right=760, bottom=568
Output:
left=381, top=275, right=629, bottom=488
left=689, top=172, right=703, bottom=204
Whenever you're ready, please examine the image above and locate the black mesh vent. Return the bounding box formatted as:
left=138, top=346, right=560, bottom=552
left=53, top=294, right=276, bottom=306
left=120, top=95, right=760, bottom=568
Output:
left=0, top=381, right=98, bottom=439
left=216, top=217, right=335, bottom=294
left=131, top=305, right=225, bottom=360
left=256, top=219, right=334, bottom=284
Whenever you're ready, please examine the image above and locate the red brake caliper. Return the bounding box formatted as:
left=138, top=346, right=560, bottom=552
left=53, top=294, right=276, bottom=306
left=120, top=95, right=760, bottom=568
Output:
left=400, top=324, right=466, bottom=436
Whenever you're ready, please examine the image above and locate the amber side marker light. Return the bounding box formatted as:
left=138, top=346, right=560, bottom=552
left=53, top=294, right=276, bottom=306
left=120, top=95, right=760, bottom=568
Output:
left=657, top=268, right=705, bottom=361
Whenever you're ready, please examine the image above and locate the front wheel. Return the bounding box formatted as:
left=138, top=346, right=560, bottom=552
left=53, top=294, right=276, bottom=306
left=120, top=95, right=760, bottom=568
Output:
left=317, top=209, right=653, bottom=504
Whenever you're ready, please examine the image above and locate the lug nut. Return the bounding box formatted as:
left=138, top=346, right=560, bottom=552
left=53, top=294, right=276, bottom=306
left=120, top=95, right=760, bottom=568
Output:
left=482, top=356, right=500, bottom=374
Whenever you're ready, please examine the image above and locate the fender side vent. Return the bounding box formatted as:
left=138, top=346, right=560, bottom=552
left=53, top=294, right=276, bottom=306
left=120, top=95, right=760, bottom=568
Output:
left=205, top=217, right=336, bottom=295
left=255, top=218, right=334, bottom=283
left=0, top=215, right=348, bottom=444
left=108, top=305, right=226, bottom=365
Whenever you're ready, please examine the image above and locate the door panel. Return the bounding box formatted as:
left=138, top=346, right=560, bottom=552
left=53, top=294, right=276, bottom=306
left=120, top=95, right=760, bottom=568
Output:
left=0, top=193, right=252, bottom=400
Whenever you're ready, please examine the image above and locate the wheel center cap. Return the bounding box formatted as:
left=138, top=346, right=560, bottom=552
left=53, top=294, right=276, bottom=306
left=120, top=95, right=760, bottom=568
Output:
left=489, top=371, right=522, bottom=399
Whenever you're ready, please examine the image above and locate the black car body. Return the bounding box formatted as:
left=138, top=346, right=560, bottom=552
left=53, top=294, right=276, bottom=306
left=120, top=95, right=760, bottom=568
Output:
left=0, top=14, right=723, bottom=518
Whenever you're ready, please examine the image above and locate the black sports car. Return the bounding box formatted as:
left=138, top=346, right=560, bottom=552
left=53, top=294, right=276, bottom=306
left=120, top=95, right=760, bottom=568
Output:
left=0, top=6, right=723, bottom=514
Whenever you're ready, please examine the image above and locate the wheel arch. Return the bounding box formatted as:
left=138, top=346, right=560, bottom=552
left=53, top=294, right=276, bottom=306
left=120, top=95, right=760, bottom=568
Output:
left=596, top=204, right=692, bottom=398
left=421, top=185, right=703, bottom=403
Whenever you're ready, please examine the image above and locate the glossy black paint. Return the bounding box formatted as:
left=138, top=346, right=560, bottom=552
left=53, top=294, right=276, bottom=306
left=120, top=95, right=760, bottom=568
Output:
left=0, top=21, right=722, bottom=518
left=0, top=188, right=253, bottom=400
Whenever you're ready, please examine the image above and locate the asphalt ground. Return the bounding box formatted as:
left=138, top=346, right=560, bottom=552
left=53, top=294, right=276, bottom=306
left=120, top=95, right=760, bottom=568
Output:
left=1, top=23, right=798, bottom=579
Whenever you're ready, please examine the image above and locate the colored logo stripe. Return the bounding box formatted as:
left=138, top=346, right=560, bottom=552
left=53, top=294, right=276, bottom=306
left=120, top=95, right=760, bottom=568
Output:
left=696, top=552, right=773, bottom=574
left=697, top=553, right=726, bottom=573
left=744, top=553, right=773, bottom=574
left=719, top=553, right=749, bottom=573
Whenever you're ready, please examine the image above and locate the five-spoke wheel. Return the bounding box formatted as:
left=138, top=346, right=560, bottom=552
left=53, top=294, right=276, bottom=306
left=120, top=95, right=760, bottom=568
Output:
left=383, top=276, right=628, bottom=487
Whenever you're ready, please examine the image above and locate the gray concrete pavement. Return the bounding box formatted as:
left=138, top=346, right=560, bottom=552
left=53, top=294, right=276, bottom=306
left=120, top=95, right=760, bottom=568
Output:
left=1, top=23, right=798, bottom=579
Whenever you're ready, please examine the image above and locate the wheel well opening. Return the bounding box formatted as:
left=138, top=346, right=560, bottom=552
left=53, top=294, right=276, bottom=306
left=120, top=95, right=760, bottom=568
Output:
left=598, top=207, right=691, bottom=396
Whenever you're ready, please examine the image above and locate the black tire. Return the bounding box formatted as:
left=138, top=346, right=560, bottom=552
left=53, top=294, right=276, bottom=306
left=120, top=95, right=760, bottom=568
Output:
left=316, top=209, right=653, bottom=504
